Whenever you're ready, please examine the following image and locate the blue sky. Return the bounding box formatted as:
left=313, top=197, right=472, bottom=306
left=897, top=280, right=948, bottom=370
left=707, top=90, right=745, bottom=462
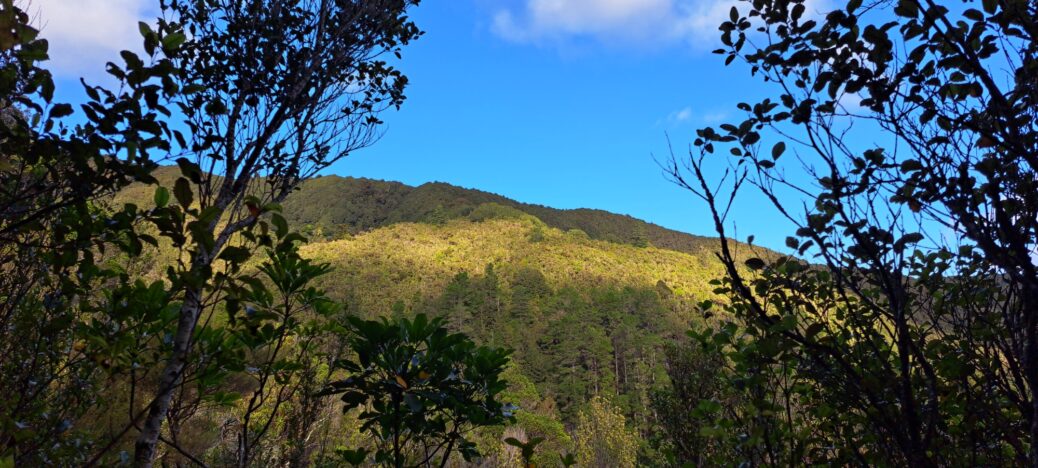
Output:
left=35, top=0, right=835, bottom=251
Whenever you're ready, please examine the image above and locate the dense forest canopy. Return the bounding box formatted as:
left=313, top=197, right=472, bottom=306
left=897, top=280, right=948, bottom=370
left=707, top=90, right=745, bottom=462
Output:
left=114, top=165, right=721, bottom=255
left=1, top=0, right=1037, bottom=466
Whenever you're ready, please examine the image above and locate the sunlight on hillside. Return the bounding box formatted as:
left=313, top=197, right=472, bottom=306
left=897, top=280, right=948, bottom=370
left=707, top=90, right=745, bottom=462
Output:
left=4, top=0, right=1036, bottom=465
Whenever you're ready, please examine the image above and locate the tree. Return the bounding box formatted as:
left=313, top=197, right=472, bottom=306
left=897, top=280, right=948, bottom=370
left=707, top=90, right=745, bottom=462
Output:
left=131, top=1, right=422, bottom=464
left=322, top=314, right=513, bottom=467
left=666, top=0, right=1038, bottom=464
left=574, top=396, right=638, bottom=468
left=650, top=339, right=732, bottom=465
left=220, top=230, right=336, bottom=467
left=0, top=0, right=178, bottom=462
left=438, top=271, right=475, bottom=332
left=430, top=265, right=502, bottom=344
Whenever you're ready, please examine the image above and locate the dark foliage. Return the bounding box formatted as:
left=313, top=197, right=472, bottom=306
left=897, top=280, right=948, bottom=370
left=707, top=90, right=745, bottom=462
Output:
left=665, top=0, right=1038, bottom=464
left=322, top=314, right=512, bottom=467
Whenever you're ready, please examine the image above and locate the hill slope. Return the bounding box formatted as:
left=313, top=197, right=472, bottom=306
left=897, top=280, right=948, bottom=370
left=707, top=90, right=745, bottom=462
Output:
left=283, top=174, right=717, bottom=254
left=119, top=166, right=718, bottom=254
left=112, top=167, right=770, bottom=446
left=300, top=217, right=728, bottom=433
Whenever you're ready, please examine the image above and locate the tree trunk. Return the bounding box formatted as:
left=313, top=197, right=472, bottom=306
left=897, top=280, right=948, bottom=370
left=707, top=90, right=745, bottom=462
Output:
left=613, top=346, right=620, bottom=395
left=133, top=271, right=206, bottom=466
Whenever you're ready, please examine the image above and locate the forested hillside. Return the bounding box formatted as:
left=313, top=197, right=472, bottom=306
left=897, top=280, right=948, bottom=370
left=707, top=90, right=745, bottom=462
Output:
left=7, top=0, right=1035, bottom=465
left=112, top=166, right=760, bottom=462
left=306, top=217, right=724, bottom=460
left=303, top=218, right=719, bottom=418
left=119, top=166, right=717, bottom=254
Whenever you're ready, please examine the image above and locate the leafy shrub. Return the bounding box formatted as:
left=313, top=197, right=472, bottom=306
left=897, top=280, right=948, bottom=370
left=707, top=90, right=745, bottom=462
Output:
left=322, top=314, right=513, bottom=467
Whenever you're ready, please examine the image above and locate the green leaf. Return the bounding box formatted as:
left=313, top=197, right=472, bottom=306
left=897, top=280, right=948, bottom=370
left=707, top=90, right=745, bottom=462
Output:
left=175, top=157, right=203, bottom=183
left=18, top=39, right=48, bottom=61
left=154, top=186, right=170, bottom=208
left=197, top=206, right=222, bottom=224
left=745, top=258, right=766, bottom=270
left=899, top=159, right=923, bottom=173
left=173, top=177, right=193, bottom=208
left=894, top=0, right=918, bottom=17
left=962, top=9, right=985, bottom=21
left=162, top=32, right=187, bottom=51
left=336, top=448, right=368, bottom=466
left=771, top=141, right=786, bottom=160
left=49, top=103, right=73, bottom=118
left=205, top=98, right=228, bottom=116
left=270, top=212, right=289, bottom=238
left=138, top=21, right=154, bottom=38
left=894, top=232, right=925, bottom=251
left=339, top=391, right=368, bottom=410
left=805, top=323, right=825, bottom=339
left=218, top=246, right=251, bottom=263
left=901, top=232, right=925, bottom=244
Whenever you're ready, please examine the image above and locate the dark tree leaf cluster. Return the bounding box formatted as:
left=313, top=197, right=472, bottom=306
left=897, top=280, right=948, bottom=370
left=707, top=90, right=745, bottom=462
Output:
left=665, top=0, right=1038, bottom=465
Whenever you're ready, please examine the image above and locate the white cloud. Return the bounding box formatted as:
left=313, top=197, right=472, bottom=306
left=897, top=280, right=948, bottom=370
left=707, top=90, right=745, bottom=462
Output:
left=701, top=110, right=729, bottom=124
left=31, top=0, right=155, bottom=80
left=492, top=0, right=829, bottom=50
left=657, top=106, right=730, bottom=127
left=666, top=106, right=692, bottom=123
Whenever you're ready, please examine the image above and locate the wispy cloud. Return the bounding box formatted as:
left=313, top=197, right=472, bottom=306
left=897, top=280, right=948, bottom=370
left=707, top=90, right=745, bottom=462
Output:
left=701, top=110, right=729, bottom=124
left=32, top=0, right=156, bottom=80
left=492, top=0, right=829, bottom=50
left=658, top=106, right=730, bottom=127
left=668, top=106, right=693, bottom=123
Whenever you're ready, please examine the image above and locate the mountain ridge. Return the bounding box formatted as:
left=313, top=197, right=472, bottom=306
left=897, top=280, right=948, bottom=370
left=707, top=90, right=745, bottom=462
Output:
left=107, top=165, right=766, bottom=448
left=282, top=171, right=719, bottom=255
left=123, top=165, right=721, bottom=256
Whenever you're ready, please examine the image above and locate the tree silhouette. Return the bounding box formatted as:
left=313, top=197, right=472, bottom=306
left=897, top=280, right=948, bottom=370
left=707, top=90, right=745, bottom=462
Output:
left=131, top=1, right=422, bottom=464
left=667, top=0, right=1038, bottom=464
